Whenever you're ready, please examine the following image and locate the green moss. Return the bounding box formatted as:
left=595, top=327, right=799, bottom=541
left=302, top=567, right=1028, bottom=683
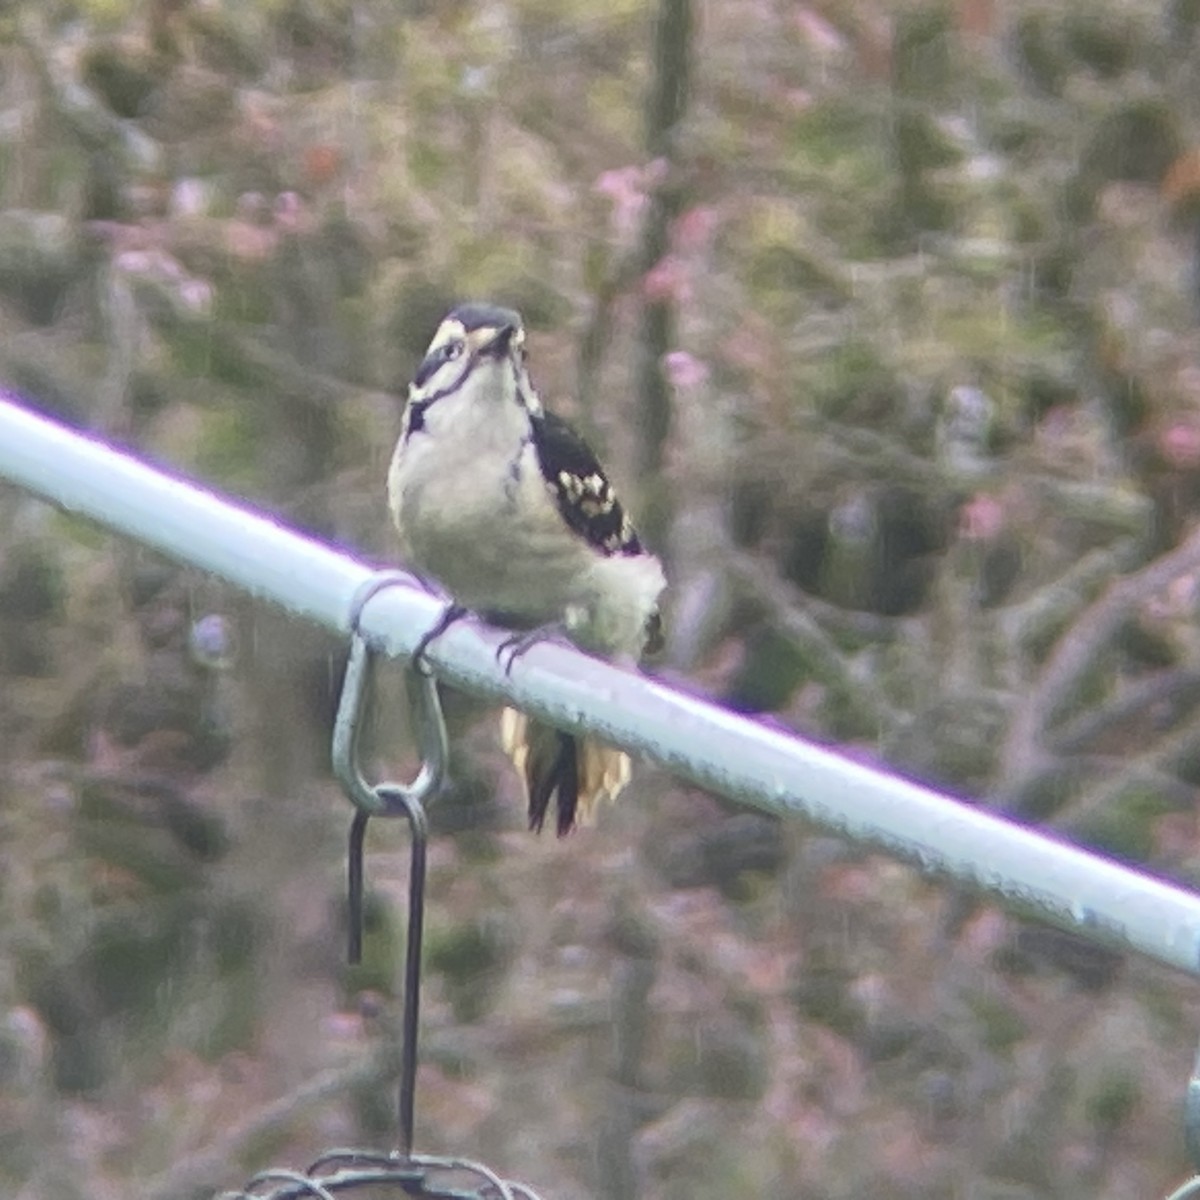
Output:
left=0, top=540, right=65, bottom=621
left=408, top=138, right=450, bottom=191
left=344, top=891, right=401, bottom=998
left=76, top=800, right=205, bottom=895
left=188, top=404, right=271, bottom=493
left=1069, top=98, right=1183, bottom=219
left=1013, top=10, right=1069, bottom=95
left=1085, top=1067, right=1140, bottom=1132
left=86, top=901, right=195, bottom=1017
left=723, top=625, right=810, bottom=714
left=1063, top=10, right=1144, bottom=79
left=371, top=268, right=456, bottom=390
left=791, top=100, right=883, bottom=171
left=746, top=243, right=849, bottom=310
left=694, top=1023, right=768, bottom=1100
left=1072, top=786, right=1172, bottom=864
left=210, top=897, right=260, bottom=973
left=784, top=102, right=894, bottom=253
left=791, top=956, right=863, bottom=1039
left=811, top=337, right=896, bottom=422
left=352, top=1073, right=399, bottom=1142
left=892, top=4, right=955, bottom=99
left=75, top=0, right=141, bottom=21
left=83, top=41, right=160, bottom=119
left=184, top=962, right=262, bottom=1060
left=893, top=109, right=964, bottom=176
left=966, top=990, right=1026, bottom=1053
left=665, top=1015, right=769, bottom=1102
left=425, top=914, right=515, bottom=1023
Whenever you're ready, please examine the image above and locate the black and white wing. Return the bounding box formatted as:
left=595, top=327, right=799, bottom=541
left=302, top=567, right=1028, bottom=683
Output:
left=529, top=410, right=644, bottom=557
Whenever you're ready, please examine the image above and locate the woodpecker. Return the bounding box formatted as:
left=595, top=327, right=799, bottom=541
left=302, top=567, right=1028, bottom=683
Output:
left=387, top=303, right=666, bottom=835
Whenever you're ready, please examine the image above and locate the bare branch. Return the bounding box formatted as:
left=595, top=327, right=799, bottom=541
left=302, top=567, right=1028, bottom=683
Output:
left=724, top=547, right=906, bottom=643
left=133, top=274, right=392, bottom=414
left=1053, top=728, right=1200, bottom=836
left=723, top=547, right=897, bottom=734
left=141, top=1047, right=399, bottom=1200
left=17, top=13, right=161, bottom=171
left=1049, top=668, right=1200, bottom=755
left=631, top=0, right=692, bottom=545
left=997, top=540, right=1142, bottom=654
left=1000, top=525, right=1200, bottom=800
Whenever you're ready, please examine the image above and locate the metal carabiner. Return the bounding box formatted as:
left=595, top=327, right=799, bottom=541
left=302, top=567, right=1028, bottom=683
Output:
left=335, top=572, right=449, bottom=821
left=1184, top=1039, right=1200, bottom=1175
left=332, top=630, right=449, bottom=821
left=331, top=574, right=451, bottom=1158
left=1157, top=1040, right=1200, bottom=1200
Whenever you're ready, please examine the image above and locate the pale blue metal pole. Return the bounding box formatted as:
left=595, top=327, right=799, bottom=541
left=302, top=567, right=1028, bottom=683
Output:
left=2, top=391, right=1200, bottom=976
left=0, top=390, right=371, bottom=629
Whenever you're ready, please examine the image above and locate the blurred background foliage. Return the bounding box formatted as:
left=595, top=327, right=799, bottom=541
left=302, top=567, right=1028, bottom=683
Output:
left=5, top=0, right=1200, bottom=1197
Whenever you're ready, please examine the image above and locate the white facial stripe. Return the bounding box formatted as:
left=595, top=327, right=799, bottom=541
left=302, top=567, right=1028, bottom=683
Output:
left=426, top=318, right=466, bottom=354
left=406, top=314, right=531, bottom=435
left=465, top=325, right=506, bottom=354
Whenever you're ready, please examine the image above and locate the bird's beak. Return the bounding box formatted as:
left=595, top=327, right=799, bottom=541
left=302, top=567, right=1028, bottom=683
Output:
left=480, top=323, right=517, bottom=358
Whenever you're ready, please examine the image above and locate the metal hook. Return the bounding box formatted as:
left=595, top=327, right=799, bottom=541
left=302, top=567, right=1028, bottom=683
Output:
left=332, top=576, right=451, bottom=1159
left=1159, top=1041, right=1200, bottom=1200
left=332, top=631, right=449, bottom=820
left=1185, top=1039, right=1200, bottom=1173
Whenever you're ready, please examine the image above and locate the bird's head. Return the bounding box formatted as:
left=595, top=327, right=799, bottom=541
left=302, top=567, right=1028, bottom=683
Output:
left=404, top=303, right=543, bottom=435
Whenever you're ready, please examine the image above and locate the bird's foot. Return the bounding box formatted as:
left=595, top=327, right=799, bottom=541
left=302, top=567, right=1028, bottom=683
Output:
left=405, top=568, right=449, bottom=598
left=348, top=569, right=445, bottom=633
left=495, top=621, right=568, bottom=676
left=412, top=602, right=469, bottom=674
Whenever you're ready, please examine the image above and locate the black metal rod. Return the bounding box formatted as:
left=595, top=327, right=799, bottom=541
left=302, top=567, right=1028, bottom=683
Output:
left=384, top=786, right=428, bottom=1159
left=347, top=810, right=369, bottom=966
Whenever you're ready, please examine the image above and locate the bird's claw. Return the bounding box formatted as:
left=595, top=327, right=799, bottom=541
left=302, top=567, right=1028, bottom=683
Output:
left=348, top=570, right=429, bottom=635
left=406, top=569, right=448, bottom=598
left=495, top=623, right=565, bottom=677
left=412, top=603, right=468, bottom=674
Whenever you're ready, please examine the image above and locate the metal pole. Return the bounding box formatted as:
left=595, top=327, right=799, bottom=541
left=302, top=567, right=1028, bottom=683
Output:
left=3, top=391, right=1200, bottom=976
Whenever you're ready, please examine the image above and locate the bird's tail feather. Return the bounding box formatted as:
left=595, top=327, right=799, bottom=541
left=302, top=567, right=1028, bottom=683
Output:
left=499, top=708, right=631, bottom=835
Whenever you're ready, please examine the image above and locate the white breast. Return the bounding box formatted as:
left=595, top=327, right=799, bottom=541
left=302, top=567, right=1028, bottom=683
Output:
left=389, top=403, right=593, bottom=622
left=388, top=366, right=664, bottom=657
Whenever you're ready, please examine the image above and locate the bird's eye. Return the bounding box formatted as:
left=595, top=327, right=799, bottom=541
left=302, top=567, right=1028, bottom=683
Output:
left=414, top=337, right=466, bottom=388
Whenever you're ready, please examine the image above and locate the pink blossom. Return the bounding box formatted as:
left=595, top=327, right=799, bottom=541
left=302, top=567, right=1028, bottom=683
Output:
left=176, top=278, right=215, bottom=315
left=225, top=221, right=277, bottom=262
left=662, top=350, right=709, bottom=389
left=671, top=205, right=719, bottom=253
left=641, top=254, right=690, bottom=303
left=595, top=160, right=670, bottom=239
left=957, top=493, right=1005, bottom=541
left=273, top=191, right=313, bottom=233
left=1174, top=364, right=1200, bottom=402
left=115, top=247, right=185, bottom=281
left=642, top=157, right=670, bottom=188
left=793, top=9, right=847, bottom=54
left=113, top=249, right=156, bottom=276
left=170, top=177, right=211, bottom=219
left=1143, top=572, right=1199, bottom=622
left=594, top=166, right=639, bottom=201
left=772, top=85, right=815, bottom=112
left=1160, top=420, right=1200, bottom=469
left=594, top=166, right=649, bottom=239
left=323, top=1010, right=365, bottom=1042
left=1155, top=811, right=1199, bottom=859
left=720, top=323, right=762, bottom=372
